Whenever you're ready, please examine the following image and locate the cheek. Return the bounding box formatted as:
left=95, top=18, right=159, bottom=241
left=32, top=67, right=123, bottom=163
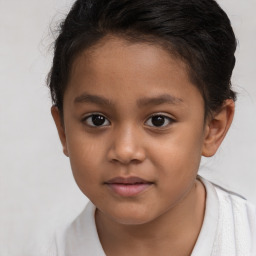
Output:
left=151, top=124, right=204, bottom=177
left=151, top=131, right=203, bottom=205
left=66, top=132, right=106, bottom=191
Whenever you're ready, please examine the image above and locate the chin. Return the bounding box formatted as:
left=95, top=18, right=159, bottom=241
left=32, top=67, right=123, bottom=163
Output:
left=106, top=207, right=156, bottom=226
left=113, top=216, right=152, bottom=226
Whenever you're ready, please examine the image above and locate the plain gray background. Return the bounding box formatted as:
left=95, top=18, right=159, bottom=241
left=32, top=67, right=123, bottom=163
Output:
left=0, top=0, right=256, bottom=255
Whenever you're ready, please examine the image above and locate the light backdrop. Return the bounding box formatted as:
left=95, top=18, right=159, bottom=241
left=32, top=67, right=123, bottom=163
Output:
left=0, top=0, right=255, bottom=255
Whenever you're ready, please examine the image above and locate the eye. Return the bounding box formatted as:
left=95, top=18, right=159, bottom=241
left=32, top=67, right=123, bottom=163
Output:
left=83, top=114, right=110, bottom=127
left=145, top=114, right=174, bottom=128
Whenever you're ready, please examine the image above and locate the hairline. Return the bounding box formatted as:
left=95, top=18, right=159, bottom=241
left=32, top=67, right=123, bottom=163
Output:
left=59, top=32, right=209, bottom=119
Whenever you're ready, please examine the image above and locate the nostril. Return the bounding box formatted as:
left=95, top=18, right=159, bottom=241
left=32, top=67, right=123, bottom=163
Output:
left=110, top=158, right=141, bottom=165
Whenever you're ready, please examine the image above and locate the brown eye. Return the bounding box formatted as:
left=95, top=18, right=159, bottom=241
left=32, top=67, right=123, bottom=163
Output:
left=84, top=114, right=110, bottom=127
left=145, top=115, right=173, bottom=127
left=152, top=116, right=165, bottom=126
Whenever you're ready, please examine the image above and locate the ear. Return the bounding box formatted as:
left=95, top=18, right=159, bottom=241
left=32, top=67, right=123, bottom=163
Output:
left=51, top=106, right=69, bottom=157
left=202, top=99, right=235, bottom=157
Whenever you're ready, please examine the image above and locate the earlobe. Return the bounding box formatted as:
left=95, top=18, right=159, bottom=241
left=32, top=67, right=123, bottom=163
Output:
left=202, top=99, right=235, bottom=157
left=51, top=106, right=69, bottom=157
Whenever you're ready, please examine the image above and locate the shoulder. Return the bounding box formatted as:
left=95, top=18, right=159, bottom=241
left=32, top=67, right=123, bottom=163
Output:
left=211, top=179, right=256, bottom=228
left=49, top=201, right=105, bottom=256
left=200, top=176, right=256, bottom=221
left=201, top=177, right=256, bottom=255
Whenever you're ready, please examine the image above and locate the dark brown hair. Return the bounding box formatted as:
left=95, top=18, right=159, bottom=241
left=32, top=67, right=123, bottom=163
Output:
left=48, top=0, right=237, bottom=117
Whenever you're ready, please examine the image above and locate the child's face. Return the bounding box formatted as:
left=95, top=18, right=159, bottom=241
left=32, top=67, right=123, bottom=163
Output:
left=56, top=36, right=208, bottom=225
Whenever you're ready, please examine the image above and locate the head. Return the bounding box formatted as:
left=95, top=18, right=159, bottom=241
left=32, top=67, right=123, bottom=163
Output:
left=48, top=0, right=236, bottom=118
left=49, top=0, right=236, bottom=224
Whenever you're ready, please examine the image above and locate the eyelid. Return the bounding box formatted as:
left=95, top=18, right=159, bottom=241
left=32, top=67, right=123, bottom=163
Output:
left=144, top=113, right=175, bottom=128
left=82, top=112, right=111, bottom=127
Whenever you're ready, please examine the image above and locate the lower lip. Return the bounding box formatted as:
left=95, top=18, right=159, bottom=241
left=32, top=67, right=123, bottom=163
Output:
left=106, top=183, right=153, bottom=197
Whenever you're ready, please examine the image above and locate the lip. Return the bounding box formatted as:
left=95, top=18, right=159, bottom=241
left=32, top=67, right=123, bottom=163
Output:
left=105, top=176, right=154, bottom=197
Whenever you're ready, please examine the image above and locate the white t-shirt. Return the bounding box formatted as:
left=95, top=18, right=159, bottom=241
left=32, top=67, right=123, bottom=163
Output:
left=46, top=177, right=256, bottom=256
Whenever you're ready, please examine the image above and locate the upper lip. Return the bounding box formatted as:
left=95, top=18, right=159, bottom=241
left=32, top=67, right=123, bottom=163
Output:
left=105, top=176, right=153, bottom=184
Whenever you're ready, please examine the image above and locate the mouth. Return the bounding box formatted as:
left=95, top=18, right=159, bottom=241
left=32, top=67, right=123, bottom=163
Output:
left=104, top=177, right=154, bottom=197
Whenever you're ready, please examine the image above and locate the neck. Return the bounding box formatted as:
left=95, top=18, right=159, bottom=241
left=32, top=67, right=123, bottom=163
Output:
left=95, top=179, right=206, bottom=256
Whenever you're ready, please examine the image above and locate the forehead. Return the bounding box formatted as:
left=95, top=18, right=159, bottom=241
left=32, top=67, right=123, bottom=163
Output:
left=65, top=35, right=203, bottom=109
left=71, top=35, right=189, bottom=80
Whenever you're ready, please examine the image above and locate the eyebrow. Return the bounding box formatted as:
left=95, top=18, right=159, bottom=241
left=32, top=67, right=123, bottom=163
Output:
left=74, top=93, right=114, bottom=106
left=74, top=93, right=183, bottom=107
left=137, top=94, right=183, bottom=107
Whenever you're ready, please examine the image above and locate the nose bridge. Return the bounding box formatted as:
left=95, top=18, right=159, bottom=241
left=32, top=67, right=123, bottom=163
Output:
left=108, top=123, right=145, bottom=164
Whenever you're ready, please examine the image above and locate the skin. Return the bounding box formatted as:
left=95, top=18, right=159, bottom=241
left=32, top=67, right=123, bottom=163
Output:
left=52, top=36, right=235, bottom=256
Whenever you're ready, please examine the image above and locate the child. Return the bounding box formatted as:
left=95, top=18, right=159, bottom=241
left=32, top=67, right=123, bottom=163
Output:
left=47, top=0, right=256, bottom=255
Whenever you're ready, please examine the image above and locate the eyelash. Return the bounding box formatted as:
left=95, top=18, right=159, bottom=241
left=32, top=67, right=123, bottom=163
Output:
left=82, top=113, right=175, bottom=128
left=145, top=114, right=174, bottom=128
left=82, top=113, right=111, bottom=127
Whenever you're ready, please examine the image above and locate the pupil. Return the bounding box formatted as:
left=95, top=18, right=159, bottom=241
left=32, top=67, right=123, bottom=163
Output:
left=152, top=116, right=165, bottom=126
left=92, top=115, right=105, bottom=126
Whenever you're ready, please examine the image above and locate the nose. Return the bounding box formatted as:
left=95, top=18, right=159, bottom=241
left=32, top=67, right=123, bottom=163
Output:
left=107, top=125, right=146, bottom=165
